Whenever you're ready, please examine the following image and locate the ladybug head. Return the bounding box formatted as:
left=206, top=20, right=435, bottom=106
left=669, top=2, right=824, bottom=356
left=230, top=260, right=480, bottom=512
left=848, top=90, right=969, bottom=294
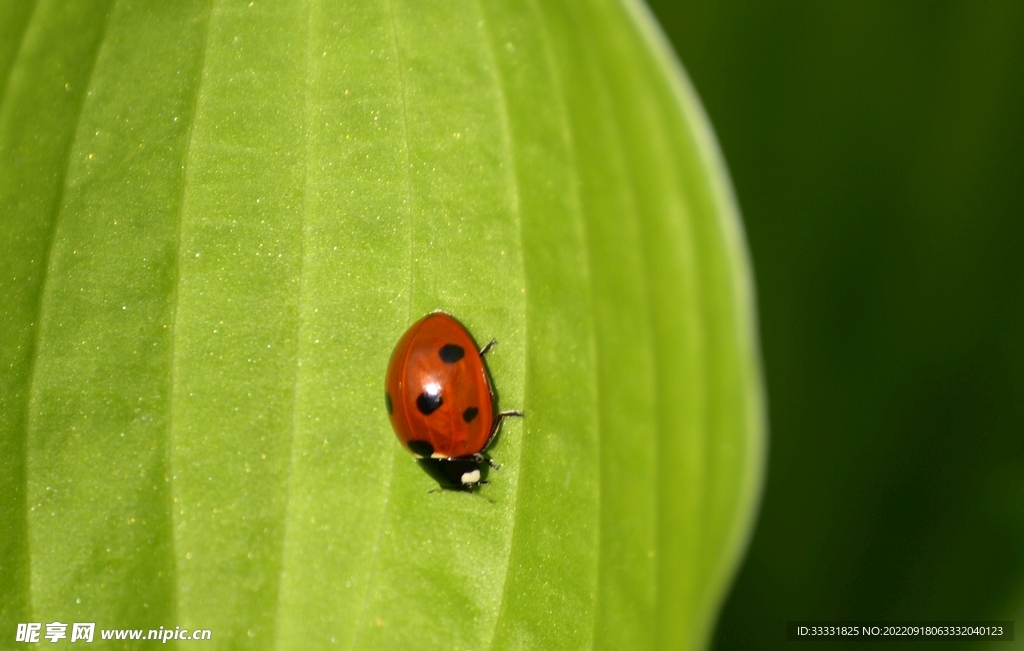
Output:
left=416, top=457, right=488, bottom=491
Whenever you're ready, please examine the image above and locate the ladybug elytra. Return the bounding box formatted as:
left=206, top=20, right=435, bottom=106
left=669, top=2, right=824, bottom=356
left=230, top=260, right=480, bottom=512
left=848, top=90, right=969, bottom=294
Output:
left=384, top=311, right=522, bottom=491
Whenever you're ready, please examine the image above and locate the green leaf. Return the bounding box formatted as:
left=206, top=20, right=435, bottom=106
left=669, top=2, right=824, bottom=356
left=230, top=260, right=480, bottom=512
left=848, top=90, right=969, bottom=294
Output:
left=0, top=1, right=764, bottom=649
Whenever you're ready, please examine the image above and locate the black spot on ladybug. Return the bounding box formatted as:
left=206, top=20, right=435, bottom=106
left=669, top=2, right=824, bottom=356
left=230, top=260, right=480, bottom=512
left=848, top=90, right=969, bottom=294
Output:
left=462, top=407, right=479, bottom=423
left=438, top=344, right=464, bottom=363
left=385, top=392, right=393, bottom=414
left=417, top=391, right=443, bottom=415
left=407, top=440, right=434, bottom=457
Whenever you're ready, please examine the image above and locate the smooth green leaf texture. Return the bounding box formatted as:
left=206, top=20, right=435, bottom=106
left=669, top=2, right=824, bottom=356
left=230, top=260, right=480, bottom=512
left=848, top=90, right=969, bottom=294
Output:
left=0, top=1, right=764, bottom=649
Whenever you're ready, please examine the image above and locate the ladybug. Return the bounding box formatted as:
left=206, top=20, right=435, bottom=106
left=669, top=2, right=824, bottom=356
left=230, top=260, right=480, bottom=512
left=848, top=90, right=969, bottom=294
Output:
left=384, top=311, right=522, bottom=491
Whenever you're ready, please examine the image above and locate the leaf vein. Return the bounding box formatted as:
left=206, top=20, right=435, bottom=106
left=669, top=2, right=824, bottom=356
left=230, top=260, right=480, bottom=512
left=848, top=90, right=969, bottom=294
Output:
left=0, top=0, right=42, bottom=113
left=348, top=1, right=410, bottom=647
left=272, top=0, right=315, bottom=642
left=522, top=2, right=606, bottom=648
left=165, top=0, right=216, bottom=623
left=21, top=0, right=117, bottom=617
left=470, top=2, right=529, bottom=649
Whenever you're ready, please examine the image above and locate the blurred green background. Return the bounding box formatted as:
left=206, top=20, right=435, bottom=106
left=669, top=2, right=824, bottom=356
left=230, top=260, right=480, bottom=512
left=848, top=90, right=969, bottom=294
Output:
left=645, top=1, right=1024, bottom=648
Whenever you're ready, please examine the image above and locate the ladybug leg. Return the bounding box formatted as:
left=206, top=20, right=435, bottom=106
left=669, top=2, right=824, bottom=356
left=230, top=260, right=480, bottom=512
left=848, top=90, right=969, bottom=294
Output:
left=427, top=480, right=489, bottom=493
left=481, top=410, right=524, bottom=451
left=472, top=452, right=500, bottom=470
left=478, top=339, right=497, bottom=356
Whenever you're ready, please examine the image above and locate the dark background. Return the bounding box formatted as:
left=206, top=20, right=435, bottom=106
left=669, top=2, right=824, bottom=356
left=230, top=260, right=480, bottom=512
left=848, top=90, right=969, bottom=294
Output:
left=645, top=1, right=1024, bottom=649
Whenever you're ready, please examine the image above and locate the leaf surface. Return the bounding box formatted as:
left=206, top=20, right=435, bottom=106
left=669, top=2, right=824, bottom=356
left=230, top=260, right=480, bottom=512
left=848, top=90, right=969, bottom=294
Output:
left=0, top=1, right=764, bottom=649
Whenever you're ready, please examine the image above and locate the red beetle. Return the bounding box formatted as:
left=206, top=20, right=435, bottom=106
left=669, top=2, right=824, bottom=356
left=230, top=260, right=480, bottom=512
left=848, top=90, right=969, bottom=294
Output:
left=384, top=312, right=522, bottom=490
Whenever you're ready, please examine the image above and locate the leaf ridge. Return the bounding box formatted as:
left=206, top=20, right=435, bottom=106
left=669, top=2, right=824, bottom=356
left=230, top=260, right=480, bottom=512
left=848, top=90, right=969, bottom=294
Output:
left=518, top=1, right=605, bottom=648
left=0, top=0, right=42, bottom=114
left=21, top=0, right=116, bottom=616
left=625, top=0, right=766, bottom=638
left=466, top=1, right=531, bottom=647
left=558, top=3, right=662, bottom=647
left=581, top=1, right=707, bottom=645
left=165, top=0, right=216, bottom=623
left=273, top=0, right=315, bottom=643
left=591, top=105, right=659, bottom=647
left=0, top=0, right=47, bottom=627
left=617, top=3, right=736, bottom=644
left=347, top=1, right=409, bottom=646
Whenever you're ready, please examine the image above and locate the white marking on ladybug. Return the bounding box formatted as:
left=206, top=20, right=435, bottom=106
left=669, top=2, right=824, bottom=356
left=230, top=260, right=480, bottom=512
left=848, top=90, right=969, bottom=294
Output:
left=460, top=469, right=481, bottom=485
